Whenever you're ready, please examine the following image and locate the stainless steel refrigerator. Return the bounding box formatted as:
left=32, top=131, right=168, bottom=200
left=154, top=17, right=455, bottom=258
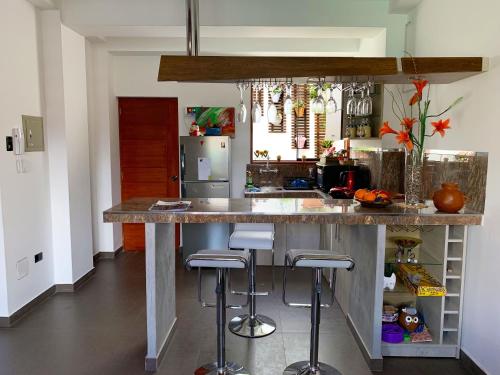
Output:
left=180, top=136, right=231, bottom=260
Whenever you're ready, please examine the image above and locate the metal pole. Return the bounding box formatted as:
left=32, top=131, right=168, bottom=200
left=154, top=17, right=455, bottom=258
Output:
left=249, top=249, right=257, bottom=323
left=309, top=268, right=322, bottom=371
left=216, top=268, right=226, bottom=372
left=185, top=0, right=199, bottom=56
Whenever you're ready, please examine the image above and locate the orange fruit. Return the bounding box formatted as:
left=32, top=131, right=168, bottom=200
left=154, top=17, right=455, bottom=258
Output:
left=355, top=189, right=368, bottom=200
left=364, top=191, right=377, bottom=202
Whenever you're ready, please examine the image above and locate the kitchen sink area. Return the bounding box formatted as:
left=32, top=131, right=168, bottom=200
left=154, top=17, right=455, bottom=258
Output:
left=244, top=186, right=329, bottom=199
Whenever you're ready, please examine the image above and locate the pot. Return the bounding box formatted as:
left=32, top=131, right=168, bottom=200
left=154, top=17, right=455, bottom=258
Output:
left=432, top=182, right=465, bottom=213
left=294, top=106, right=305, bottom=117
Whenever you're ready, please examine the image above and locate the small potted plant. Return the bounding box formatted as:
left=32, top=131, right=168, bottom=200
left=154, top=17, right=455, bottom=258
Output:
left=319, top=139, right=339, bottom=165
left=271, top=86, right=282, bottom=103
left=293, top=99, right=305, bottom=117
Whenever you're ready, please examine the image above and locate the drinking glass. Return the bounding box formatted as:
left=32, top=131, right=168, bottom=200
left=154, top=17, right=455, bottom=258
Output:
left=267, top=103, right=278, bottom=123
left=355, top=88, right=365, bottom=116
left=346, top=88, right=357, bottom=116
left=284, top=83, right=293, bottom=115
left=237, top=83, right=247, bottom=123
left=326, top=87, right=337, bottom=113
left=312, top=84, right=325, bottom=113
left=252, top=84, right=262, bottom=122
left=356, top=86, right=372, bottom=116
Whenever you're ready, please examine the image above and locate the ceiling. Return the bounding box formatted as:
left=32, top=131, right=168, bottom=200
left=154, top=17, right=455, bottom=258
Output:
left=28, top=0, right=421, bottom=57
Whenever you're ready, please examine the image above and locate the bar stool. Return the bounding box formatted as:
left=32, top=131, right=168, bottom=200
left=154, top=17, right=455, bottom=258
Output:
left=185, top=249, right=251, bottom=375
left=282, top=249, right=355, bottom=375
left=228, top=223, right=277, bottom=338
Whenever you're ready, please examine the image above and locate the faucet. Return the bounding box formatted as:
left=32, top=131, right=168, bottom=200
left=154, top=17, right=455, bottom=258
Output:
left=259, top=156, right=278, bottom=174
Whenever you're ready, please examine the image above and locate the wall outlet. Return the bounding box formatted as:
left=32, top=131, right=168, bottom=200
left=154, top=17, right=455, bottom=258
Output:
left=16, top=257, right=29, bottom=280
left=34, top=252, right=43, bottom=263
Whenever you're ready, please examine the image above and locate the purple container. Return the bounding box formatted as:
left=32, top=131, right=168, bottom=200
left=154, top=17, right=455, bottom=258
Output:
left=382, top=323, right=404, bottom=343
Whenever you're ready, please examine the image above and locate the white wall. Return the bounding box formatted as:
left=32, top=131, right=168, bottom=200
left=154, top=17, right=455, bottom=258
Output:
left=112, top=55, right=250, bottom=197
left=0, top=0, right=54, bottom=315
left=87, top=51, right=251, bottom=253
left=408, top=1, right=500, bottom=373
left=0, top=196, right=8, bottom=316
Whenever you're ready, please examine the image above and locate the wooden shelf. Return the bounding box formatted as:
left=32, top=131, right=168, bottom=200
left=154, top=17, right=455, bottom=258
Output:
left=158, top=55, right=487, bottom=84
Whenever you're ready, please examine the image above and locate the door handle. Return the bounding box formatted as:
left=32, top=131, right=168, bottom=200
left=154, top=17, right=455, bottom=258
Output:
left=171, top=175, right=178, bottom=181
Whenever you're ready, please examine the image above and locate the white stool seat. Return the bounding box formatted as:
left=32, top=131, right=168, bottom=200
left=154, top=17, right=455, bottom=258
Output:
left=186, top=249, right=250, bottom=269
left=286, top=249, right=354, bottom=270
left=229, top=230, right=274, bottom=250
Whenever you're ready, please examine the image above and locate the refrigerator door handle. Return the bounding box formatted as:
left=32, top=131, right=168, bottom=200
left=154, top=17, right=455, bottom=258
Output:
left=180, top=144, right=185, bottom=181
left=181, top=182, right=187, bottom=198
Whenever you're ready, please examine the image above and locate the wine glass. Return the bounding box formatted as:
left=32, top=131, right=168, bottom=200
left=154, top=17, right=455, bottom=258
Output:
left=326, top=86, right=337, bottom=113
left=312, top=84, right=325, bottom=113
left=252, top=83, right=262, bottom=122
left=346, top=87, right=357, bottom=116
left=355, top=87, right=365, bottom=116
left=236, top=82, right=247, bottom=123
left=283, top=83, right=293, bottom=115
left=267, top=102, right=278, bottom=123
left=356, top=86, right=373, bottom=116
left=364, top=85, right=373, bottom=115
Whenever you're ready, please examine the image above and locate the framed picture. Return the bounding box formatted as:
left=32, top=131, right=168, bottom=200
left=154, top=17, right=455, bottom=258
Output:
left=185, top=107, right=235, bottom=138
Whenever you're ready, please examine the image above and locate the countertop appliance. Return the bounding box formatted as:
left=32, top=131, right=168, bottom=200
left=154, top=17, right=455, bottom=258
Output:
left=180, top=136, right=231, bottom=261
left=316, top=163, right=370, bottom=193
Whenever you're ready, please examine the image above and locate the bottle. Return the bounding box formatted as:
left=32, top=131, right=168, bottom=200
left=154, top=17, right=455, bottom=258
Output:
left=246, top=171, right=253, bottom=187
left=362, top=118, right=372, bottom=138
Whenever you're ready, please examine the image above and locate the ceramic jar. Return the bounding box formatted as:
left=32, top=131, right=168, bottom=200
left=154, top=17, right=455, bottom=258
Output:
left=432, top=182, right=465, bottom=213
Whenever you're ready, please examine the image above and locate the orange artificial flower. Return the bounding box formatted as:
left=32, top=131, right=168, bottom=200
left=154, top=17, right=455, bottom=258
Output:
left=401, top=117, right=417, bottom=130
left=379, top=121, right=397, bottom=137
left=396, top=130, right=414, bottom=151
left=431, top=119, right=451, bottom=137
left=409, top=93, right=420, bottom=106
left=412, top=79, right=429, bottom=99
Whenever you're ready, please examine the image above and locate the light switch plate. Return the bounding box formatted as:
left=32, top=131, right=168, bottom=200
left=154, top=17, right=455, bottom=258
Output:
left=22, top=115, right=44, bottom=152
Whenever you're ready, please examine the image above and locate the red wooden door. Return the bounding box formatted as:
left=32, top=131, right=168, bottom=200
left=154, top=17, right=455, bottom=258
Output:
left=119, top=97, right=180, bottom=251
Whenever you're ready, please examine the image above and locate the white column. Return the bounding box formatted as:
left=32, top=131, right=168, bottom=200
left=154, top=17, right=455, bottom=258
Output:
left=40, top=10, right=93, bottom=284
left=86, top=41, right=122, bottom=255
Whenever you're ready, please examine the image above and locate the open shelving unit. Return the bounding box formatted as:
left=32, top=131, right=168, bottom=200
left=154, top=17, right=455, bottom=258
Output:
left=382, top=225, right=468, bottom=358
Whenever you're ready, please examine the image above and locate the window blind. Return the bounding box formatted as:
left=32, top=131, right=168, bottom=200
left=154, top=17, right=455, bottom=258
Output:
left=314, top=112, right=327, bottom=157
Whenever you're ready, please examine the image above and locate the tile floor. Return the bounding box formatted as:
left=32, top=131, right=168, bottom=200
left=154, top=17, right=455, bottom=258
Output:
left=0, top=252, right=470, bottom=375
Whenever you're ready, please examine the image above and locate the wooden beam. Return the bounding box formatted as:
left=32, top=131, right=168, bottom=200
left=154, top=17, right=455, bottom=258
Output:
left=157, top=55, right=487, bottom=84
left=158, top=56, right=398, bottom=82
left=401, top=57, right=485, bottom=75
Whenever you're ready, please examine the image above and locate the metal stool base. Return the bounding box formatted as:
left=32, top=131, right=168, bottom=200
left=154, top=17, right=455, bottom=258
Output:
left=229, top=314, right=276, bottom=338
left=283, top=361, right=341, bottom=375
left=195, top=362, right=249, bottom=375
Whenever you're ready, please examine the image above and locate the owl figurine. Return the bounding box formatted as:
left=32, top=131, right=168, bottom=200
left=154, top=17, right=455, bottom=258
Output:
left=398, top=307, right=420, bottom=332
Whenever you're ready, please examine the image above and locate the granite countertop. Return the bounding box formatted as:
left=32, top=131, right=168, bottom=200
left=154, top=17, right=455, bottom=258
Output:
left=103, top=197, right=482, bottom=225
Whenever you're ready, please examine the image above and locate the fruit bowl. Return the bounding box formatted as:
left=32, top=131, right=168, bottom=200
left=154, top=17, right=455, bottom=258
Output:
left=355, top=198, right=392, bottom=208
left=354, top=189, right=392, bottom=208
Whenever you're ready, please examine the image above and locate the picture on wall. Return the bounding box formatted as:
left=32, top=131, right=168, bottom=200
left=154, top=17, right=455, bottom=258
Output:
left=185, top=107, right=235, bottom=138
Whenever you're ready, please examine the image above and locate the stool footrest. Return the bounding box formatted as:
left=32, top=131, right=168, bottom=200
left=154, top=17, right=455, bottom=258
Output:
left=231, top=290, right=270, bottom=296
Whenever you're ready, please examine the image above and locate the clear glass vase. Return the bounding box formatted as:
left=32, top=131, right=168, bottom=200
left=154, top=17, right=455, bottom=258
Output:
left=404, top=148, right=424, bottom=206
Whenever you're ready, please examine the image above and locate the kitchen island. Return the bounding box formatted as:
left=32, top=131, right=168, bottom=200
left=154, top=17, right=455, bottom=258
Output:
left=103, top=197, right=482, bottom=371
